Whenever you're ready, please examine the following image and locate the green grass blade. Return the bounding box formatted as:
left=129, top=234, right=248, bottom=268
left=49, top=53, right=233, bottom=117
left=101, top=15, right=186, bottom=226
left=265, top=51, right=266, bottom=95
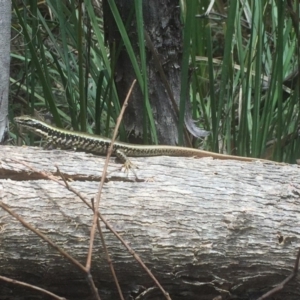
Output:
left=179, top=0, right=197, bottom=145
left=216, top=0, right=237, bottom=153
left=134, top=0, right=151, bottom=142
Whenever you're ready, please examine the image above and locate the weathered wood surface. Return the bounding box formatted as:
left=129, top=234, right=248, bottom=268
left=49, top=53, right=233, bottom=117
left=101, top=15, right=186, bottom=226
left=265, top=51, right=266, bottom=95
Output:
left=0, top=146, right=300, bottom=300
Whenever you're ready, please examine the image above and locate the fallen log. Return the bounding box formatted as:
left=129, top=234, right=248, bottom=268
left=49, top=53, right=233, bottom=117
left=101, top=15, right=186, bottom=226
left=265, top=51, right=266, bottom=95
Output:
left=0, top=146, right=299, bottom=300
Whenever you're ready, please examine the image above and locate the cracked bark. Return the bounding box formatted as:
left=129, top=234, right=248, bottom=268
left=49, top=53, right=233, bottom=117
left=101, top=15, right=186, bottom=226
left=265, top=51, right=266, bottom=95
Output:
left=0, top=146, right=300, bottom=300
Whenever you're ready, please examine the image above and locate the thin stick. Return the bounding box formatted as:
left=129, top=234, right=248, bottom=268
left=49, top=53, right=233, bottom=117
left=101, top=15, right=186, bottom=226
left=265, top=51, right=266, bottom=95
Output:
left=256, top=247, right=300, bottom=300
left=56, top=167, right=124, bottom=300
left=86, top=79, right=137, bottom=271
left=96, top=216, right=125, bottom=300
left=0, top=275, right=66, bottom=300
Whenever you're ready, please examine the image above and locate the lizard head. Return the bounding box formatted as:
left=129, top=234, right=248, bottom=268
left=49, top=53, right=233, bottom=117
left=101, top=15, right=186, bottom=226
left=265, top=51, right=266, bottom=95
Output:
left=14, top=115, right=51, bottom=138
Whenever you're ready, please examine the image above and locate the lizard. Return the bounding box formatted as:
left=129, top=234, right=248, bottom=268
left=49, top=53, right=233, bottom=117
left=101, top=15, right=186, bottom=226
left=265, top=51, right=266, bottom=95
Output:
left=14, top=115, right=273, bottom=166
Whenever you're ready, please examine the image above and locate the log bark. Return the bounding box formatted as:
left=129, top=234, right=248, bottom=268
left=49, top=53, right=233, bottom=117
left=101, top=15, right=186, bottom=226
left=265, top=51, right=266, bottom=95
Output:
left=0, top=146, right=300, bottom=300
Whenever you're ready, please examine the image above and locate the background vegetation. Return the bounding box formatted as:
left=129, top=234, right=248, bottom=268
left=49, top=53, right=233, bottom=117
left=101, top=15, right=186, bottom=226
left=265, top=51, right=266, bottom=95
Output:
left=10, top=0, right=300, bottom=163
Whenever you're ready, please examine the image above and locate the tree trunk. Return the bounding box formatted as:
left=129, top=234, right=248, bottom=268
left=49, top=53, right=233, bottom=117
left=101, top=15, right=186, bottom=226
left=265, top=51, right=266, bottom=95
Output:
left=103, top=0, right=183, bottom=144
left=0, top=146, right=300, bottom=300
left=0, top=1, right=11, bottom=143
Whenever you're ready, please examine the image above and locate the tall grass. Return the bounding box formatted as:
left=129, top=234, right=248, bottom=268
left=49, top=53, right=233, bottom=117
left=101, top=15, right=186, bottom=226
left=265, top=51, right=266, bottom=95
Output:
left=188, top=0, right=299, bottom=162
left=11, top=0, right=299, bottom=162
